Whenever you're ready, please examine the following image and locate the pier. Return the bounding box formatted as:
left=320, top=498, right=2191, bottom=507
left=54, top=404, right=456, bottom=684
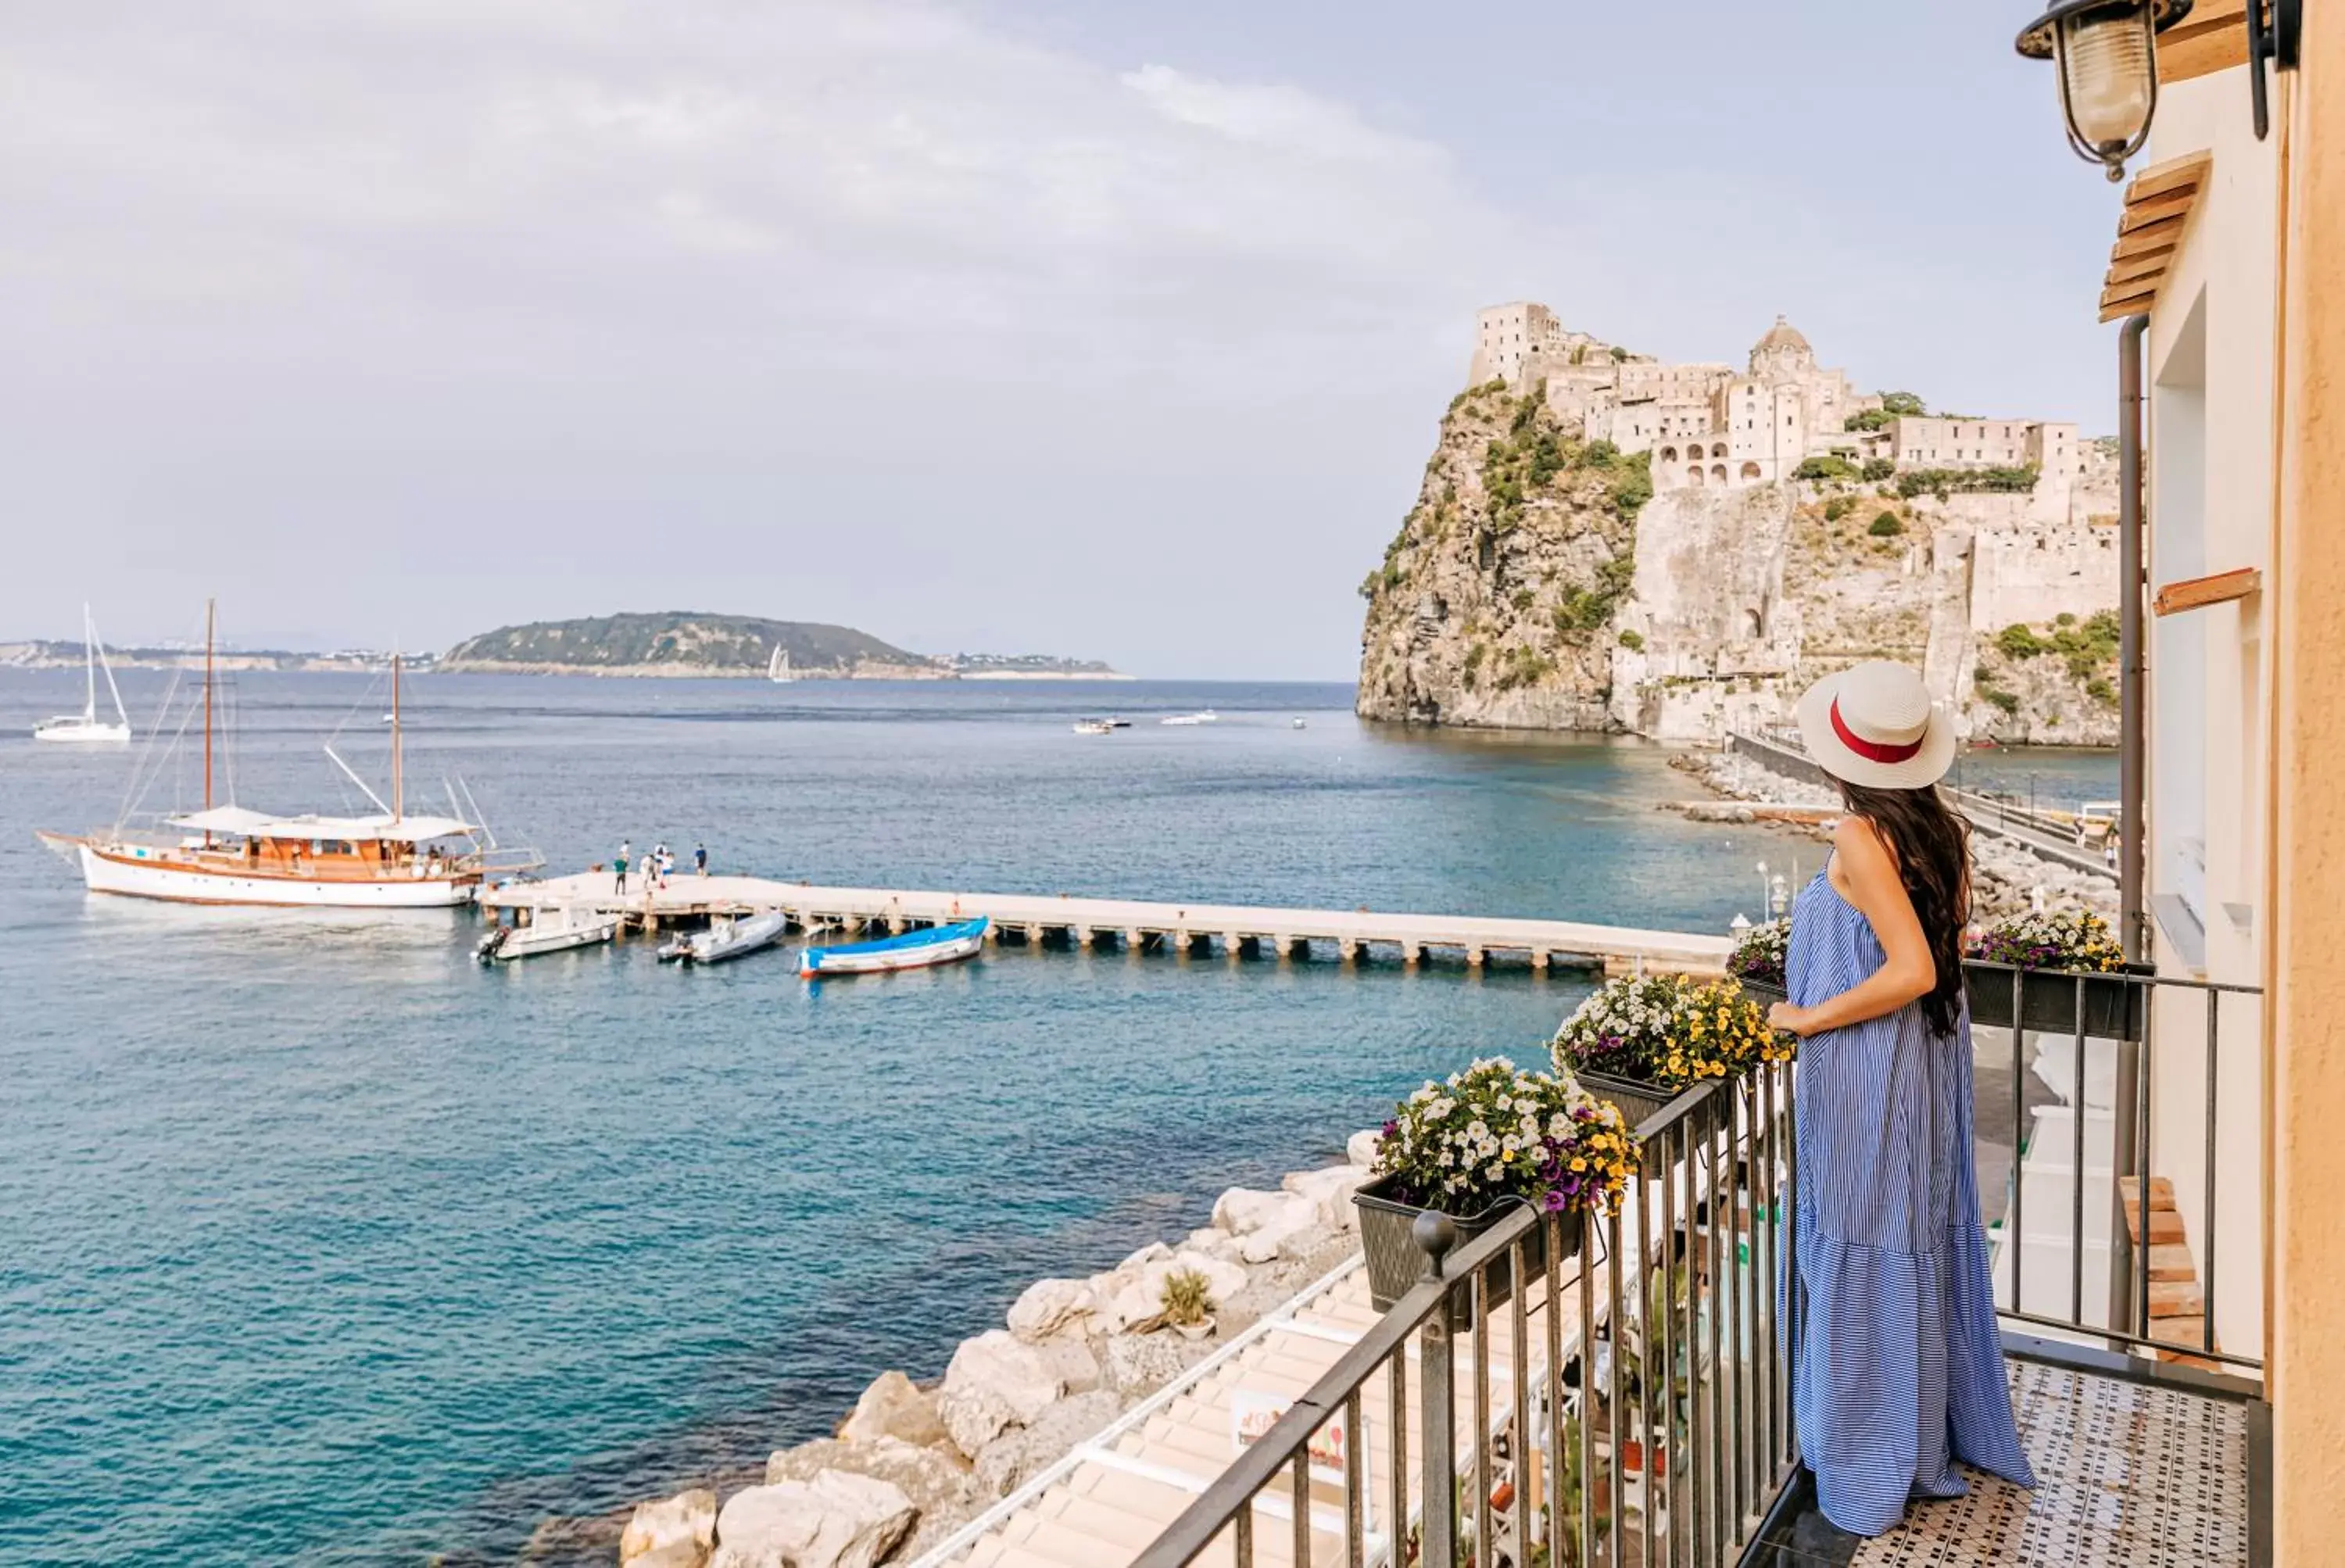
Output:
left=479, top=874, right=1729, bottom=976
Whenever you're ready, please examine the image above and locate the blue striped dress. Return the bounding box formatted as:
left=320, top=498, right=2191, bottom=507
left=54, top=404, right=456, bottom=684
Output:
left=1784, top=864, right=2036, bottom=1535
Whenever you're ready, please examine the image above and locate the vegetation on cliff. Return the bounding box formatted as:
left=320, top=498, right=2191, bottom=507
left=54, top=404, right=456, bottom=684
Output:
left=1971, top=610, right=2121, bottom=740
left=1357, top=382, right=1649, bottom=725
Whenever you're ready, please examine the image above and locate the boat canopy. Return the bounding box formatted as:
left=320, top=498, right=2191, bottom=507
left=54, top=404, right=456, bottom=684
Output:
left=167, top=806, right=278, bottom=835
left=168, top=807, right=476, bottom=843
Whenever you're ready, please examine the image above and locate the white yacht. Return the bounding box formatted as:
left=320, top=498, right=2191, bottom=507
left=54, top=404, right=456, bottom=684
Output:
left=33, top=605, right=132, bottom=743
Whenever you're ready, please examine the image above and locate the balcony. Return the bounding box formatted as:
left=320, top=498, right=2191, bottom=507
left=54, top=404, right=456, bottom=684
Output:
left=1036, top=969, right=2265, bottom=1568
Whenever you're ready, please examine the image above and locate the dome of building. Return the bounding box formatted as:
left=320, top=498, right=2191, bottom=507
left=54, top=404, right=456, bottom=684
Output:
left=1754, top=314, right=1811, bottom=356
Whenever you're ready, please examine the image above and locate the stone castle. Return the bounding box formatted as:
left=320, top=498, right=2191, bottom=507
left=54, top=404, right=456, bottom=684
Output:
left=1354, top=304, right=2124, bottom=745
left=1467, top=302, right=2102, bottom=509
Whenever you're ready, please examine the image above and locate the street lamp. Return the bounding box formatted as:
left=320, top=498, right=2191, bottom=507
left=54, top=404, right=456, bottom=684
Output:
left=2014, top=0, right=2194, bottom=181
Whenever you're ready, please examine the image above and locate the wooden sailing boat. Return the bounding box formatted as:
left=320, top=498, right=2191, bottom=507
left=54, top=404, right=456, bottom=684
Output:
left=38, top=602, right=540, bottom=907
left=31, top=604, right=131, bottom=743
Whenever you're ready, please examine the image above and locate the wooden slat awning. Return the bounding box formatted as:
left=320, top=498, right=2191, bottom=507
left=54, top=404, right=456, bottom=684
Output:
left=2159, top=0, right=2250, bottom=84
left=2100, top=151, right=2213, bottom=322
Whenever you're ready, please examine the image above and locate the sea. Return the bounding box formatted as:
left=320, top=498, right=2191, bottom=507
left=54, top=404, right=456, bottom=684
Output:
left=0, top=669, right=2115, bottom=1565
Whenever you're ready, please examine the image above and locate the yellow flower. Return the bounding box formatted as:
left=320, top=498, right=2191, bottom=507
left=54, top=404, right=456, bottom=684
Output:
left=1570, top=1156, right=1587, bottom=1172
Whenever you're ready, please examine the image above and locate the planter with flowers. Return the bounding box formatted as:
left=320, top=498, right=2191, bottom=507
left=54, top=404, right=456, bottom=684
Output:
left=1551, top=972, right=1794, bottom=1130
left=1964, top=910, right=2149, bottom=1040
left=1726, top=918, right=1792, bottom=1010
left=1355, top=1057, right=1638, bottom=1316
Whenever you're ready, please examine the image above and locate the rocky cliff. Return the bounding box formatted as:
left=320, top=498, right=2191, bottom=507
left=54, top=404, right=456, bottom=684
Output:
left=1355, top=383, right=1648, bottom=727
left=1357, top=385, right=2119, bottom=745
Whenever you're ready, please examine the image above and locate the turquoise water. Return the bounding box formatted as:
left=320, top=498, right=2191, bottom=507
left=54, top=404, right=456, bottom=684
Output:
left=0, top=672, right=2107, bottom=1564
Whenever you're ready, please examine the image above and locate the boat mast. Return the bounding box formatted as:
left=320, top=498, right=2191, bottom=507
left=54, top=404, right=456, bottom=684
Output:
left=81, top=603, right=97, bottom=722
left=202, top=598, right=215, bottom=813
left=391, top=652, right=403, bottom=821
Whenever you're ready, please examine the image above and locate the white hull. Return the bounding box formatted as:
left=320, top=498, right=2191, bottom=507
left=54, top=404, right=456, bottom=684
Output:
left=482, top=916, right=618, bottom=961
left=800, top=931, right=983, bottom=976
left=75, top=843, right=474, bottom=908
left=34, top=720, right=131, bottom=743
left=679, top=910, right=790, bottom=964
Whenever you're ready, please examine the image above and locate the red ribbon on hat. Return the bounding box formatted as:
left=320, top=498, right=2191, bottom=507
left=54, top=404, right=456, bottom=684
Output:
left=1830, top=697, right=1924, bottom=764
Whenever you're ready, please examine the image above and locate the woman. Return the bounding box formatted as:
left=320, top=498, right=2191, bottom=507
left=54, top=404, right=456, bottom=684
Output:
left=1766, top=660, right=2035, bottom=1536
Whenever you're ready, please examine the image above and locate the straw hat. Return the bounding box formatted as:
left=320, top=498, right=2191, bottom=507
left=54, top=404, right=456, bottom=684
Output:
left=1793, top=660, right=1957, bottom=790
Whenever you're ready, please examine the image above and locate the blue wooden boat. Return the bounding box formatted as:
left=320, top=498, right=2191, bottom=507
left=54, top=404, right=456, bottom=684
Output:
left=799, top=917, right=989, bottom=978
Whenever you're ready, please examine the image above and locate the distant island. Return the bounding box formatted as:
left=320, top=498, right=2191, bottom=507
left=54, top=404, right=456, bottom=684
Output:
left=436, top=613, right=1128, bottom=681
left=0, top=640, right=423, bottom=674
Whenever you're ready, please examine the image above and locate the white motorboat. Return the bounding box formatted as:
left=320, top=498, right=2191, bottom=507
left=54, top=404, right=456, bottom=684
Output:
left=1072, top=719, right=1115, bottom=735
left=476, top=907, right=620, bottom=963
left=33, top=604, right=132, bottom=743
left=664, top=909, right=789, bottom=965
left=1160, top=710, right=1219, bottom=727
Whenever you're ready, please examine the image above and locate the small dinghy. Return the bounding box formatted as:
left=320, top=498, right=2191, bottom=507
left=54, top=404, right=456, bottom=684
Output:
left=799, top=916, right=989, bottom=979
left=665, top=909, right=790, bottom=965
left=477, top=908, right=620, bottom=963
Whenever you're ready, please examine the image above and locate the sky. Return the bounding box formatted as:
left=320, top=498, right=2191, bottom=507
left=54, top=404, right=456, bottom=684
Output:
left=0, top=1, right=2129, bottom=678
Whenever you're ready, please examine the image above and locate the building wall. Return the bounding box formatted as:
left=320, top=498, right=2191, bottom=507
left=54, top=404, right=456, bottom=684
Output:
left=2273, top=9, right=2345, bottom=1547
left=2135, top=57, right=2280, bottom=1390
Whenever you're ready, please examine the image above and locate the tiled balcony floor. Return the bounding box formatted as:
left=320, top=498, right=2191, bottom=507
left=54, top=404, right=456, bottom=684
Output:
left=1749, top=1358, right=2250, bottom=1567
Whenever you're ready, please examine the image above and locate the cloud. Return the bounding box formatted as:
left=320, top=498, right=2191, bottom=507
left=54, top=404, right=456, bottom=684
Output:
left=0, top=2, right=1520, bottom=673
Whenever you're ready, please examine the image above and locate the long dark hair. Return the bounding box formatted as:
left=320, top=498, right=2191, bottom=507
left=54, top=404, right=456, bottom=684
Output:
left=1835, top=779, right=1971, bottom=1036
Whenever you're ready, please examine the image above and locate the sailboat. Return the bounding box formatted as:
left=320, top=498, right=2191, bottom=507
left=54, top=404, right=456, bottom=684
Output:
left=38, top=601, right=542, bottom=908
left=32, top=605, right=132, bottom=743
left=768, top=645, right=796, bottom=683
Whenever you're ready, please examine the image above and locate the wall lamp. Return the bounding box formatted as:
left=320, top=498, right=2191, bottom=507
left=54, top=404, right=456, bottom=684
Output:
left=2017, top=0, right=2304, bottom=177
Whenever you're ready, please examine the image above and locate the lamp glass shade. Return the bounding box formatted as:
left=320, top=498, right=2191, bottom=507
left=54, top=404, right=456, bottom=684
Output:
left=2061, top=10, right=2157, bottom=152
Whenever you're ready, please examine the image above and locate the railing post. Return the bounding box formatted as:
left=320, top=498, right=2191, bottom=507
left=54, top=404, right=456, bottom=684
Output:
left=1413, top=1212, right=1458, bottom=1568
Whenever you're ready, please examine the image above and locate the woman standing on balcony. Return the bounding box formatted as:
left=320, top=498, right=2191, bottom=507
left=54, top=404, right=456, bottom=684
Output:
left=1765, top=660, right=2036, bottom=1537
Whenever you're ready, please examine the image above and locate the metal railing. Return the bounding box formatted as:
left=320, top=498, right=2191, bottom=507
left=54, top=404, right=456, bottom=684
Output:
left=1970, top=959, right=2264, bottom=1374
left=1132, top=1063, right=1800, bottom=1568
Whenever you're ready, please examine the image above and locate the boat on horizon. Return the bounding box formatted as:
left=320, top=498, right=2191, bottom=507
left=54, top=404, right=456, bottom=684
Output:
left=37, top=601, right=542, bottom=908
left=32, top=605, right=132, bottom=744
left=768, top=646, right=796, bottom=683
left=1072, top=718, right=1115, bottom=735
left=799, top=916, right=988, bottom=978
left=1160, top=710, right=1218, bottom=727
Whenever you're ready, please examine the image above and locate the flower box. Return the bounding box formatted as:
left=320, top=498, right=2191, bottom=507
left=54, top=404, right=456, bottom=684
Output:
left=1735, top=978, right=1788, bottom=1011
left=1353, top=1173, right=1569, bottom=1322
left=1964, top=960, right=2151, bottom=1040
left=1571, top=1069, right=1691, bottom=1136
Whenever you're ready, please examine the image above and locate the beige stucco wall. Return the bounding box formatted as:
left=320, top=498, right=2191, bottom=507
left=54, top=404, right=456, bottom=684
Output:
left=2270, top=9, right=2345, bottom=1555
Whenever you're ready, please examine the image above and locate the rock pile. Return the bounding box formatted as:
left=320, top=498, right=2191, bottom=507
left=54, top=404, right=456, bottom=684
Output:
left=613, top=1136, right=1384, bottom=1568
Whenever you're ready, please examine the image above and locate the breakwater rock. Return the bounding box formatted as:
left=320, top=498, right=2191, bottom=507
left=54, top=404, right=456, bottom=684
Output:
left=607, top=1139, right=1380, bottom=1568
left=1671, top=750, right=2117, bottom=926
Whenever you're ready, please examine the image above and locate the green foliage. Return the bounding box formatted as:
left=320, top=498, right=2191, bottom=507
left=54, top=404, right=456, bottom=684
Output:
left=1617, top=629, right=1645, bottom=653
left=1868, top=510, right=1906, bottom=538
left=2085, top=677, right=2117, bottom=705
left=1895, top=464, right=2038, bottom=499
left=1879, top=391, right=1927, bottom=417
left=1462, top=643, right=1488, bottom=689
left=1159, top=1268, right=1213, bottom=1327
left=446, top=612, right=918, bottom=673
left=1610, top=345, right=1631, bottom=361
left=1793, top=455, right=1859, bottom=483
left=1605, top=453, right=1655, bottom=521
left=1823, top=496, right=1854, bottom=522
left=1979, top=685, right=2022, bottom=715
left=1570, top=343, right=1588, bottom=365
left=1552, top=553, right=1636, bottom=639
left=2056, top=611, right=2077, bottom=627
left=1842, top=408, right=1897, bottom=433
left=1862, top=457, right=1896, bottom=482
left=1511, top=589, right=1535, bottom=613
left=1495, top=646, right=1558, bottom=690
left=1997, top=623, right=2048, bottom=659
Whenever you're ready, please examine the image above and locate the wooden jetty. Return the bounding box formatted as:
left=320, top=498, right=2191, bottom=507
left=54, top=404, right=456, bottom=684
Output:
left=478, top=873, right=1729, bottom=976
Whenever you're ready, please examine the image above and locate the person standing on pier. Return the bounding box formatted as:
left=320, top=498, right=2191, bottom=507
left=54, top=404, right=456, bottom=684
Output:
left=638, top=851, right=655, bottom=896
left=1764, top=660, right=2035, bottom=1537
left=615, top=839, right=631, bottom=895
left=655, top=844, right=673, bottom=888
left=694, top=843, right=707, bottom=877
